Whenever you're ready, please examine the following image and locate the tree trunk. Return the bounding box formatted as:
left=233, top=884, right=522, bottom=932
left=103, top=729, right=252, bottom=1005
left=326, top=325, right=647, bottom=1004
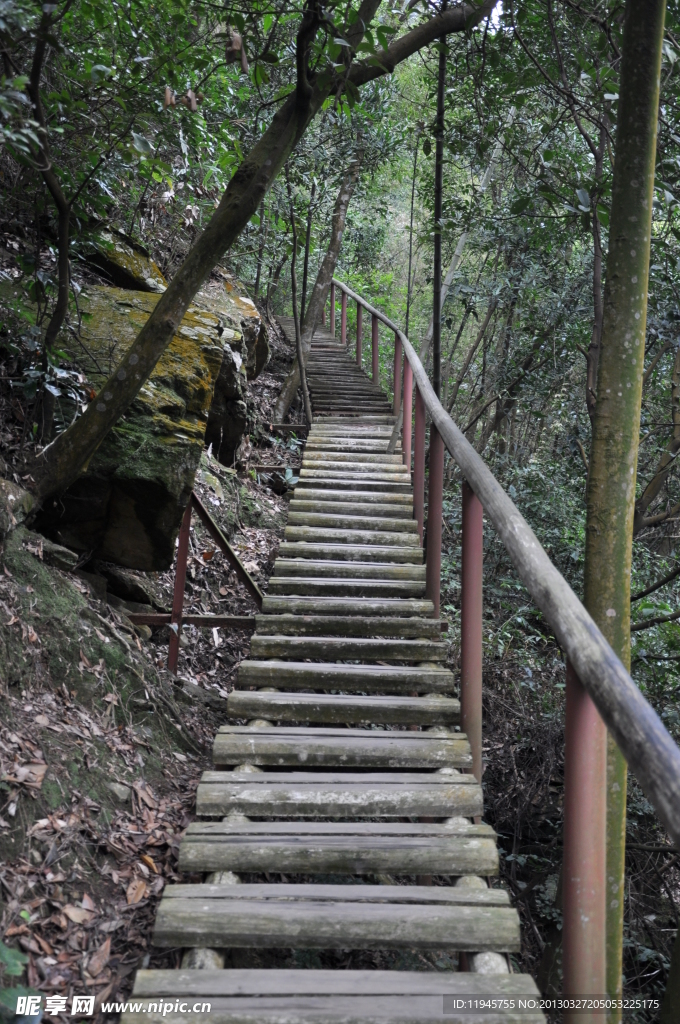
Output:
left=579, top=0, right=666, bottom=1015
left=432, top=7, right=446, bottom=398
left=301, top=180, right=316, bottom=323
left=633, top=346, right=680, bottom=532
left=286, top=169, right=313, bottom=423
left=27, top=0, right=495, bottom=502
left=273, top=151, right=364, bottom=421
left=447, top=297, right=497, bottom=412
left=253, top=200, right=266, bottom=299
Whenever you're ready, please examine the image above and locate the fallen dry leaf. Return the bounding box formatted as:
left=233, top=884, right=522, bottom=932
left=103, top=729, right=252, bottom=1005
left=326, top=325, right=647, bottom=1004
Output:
left=87, top=937, right=111, bottom=977
left=133, top=781, right=157, bottom=809
left=126, top=879, right=147, bottom=905
left=81, top=893, right=96, bottom=911
left=63, top=905, right=93, bottom=925
left=140, top=854, right=158, bottom=874
left=34, top=714, right=49, bottom=727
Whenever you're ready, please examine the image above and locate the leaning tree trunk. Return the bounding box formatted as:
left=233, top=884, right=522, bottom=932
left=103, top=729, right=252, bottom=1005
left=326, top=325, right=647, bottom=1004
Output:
left=580, top=0, right=666, bottom=1017
left=273, top=151, right=364, bottom=421
left=26, top=0, right=495, bottom=503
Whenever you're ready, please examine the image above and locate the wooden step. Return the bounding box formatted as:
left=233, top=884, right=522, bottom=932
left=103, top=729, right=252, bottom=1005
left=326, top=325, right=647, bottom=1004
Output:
left=212, top=726, right=469, bottom=769
left=124, top=968, right=545, bottom=1024
left=179, top=819, right=497, bottom=875
left=277, top=543, right=423, bottom=564
left=297, top=474, right=411, bottom=493
left=287, top=511, right=418, bottom=531
left=290, top=499, right=414, bottom=519
left=253, top=614, right=442, bottom=638
left=226, top=691, right=460, bottom=726
left=261, top=596, right=434, bottom=616
left=249, top=635, right=446, bottom=662
left=236, top=660, right=455, bottom=692
left=266, top=577, right=427, bottom=597
left=196, top=769, right=482, bottom=817
left=284, top=526, right=420, bottom=547
left=303, top=452, right=405, bottom=464
left=292, top=487, right=412, bottom=506
left=153, top=882, right=520, bottom=951
left=274, top=559, right=425, bottom=579
left=300, top=462, right=410, bottom=476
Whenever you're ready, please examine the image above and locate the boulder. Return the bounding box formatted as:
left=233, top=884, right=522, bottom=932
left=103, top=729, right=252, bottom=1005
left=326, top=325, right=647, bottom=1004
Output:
left=203, top=344, right=247, bottom=466
left=0, top=479, right=33, bottom=542
left=194, top=272, right=269, bottom=380
left=85, top=230, right=167, bottom=292
left=35, top=286, right=225, bottom=570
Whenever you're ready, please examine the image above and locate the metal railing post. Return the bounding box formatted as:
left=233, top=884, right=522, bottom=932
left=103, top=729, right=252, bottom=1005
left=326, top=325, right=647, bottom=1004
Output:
left=425, top=425, right=444, bottom=617
left=414, top=385, right=426, bottom=541
left=330, top=283, right=335, bottom=337
left=563, top=661, right=607, bottom=1019
left=402, top=357, right=413, bottom=471
left=356, top=302, right=362, bottom=366
left=168, top=502, right=192, bottom=674
left=393, top=332, right=402, bottom=416
left=341, top=289, right=347, bottom=346
left=461, top=481, right=483, bottom=782
left=372, top=314, right=379, bottom=384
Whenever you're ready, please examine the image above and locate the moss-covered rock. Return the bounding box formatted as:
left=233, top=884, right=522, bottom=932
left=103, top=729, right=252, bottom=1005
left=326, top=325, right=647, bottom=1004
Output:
left=35, top=286, right=225, bottom=569
left=85, top=230, right=167, bottom=292
left=194, top=273, right=269, bottom=380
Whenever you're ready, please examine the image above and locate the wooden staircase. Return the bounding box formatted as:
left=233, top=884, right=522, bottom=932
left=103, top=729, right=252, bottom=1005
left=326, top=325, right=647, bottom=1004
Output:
left=123, top=331, right=544, bottom=1023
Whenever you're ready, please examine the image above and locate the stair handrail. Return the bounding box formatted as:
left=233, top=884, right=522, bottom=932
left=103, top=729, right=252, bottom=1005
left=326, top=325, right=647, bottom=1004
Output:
left=331, top=275, right=680, bottom=850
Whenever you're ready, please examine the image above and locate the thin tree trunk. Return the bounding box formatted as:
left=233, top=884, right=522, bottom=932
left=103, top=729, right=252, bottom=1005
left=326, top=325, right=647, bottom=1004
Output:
left=286, top=169, right=313, bottom=423
left=432, top=11, right=446, bottom=398
left=580, top=0, right=666, bottom=1014
left=447, top=297, right=497, bottom=412
left=405, top=133, right=420, bottom=336
left=253, top=200, right=266, bottom=299
left=633, top=346, right=680, bottom=532
left=301, top=180, right=316, bottom=322
left=26, top=0, right=495, bottom=502
left=274, top=151, right=364, bottom=421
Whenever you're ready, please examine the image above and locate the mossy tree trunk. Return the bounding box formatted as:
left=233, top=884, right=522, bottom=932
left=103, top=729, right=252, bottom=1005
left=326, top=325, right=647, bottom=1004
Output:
left=581, top=0, right=666, bottom=1016
left=28, top=0, right=495, bottom=503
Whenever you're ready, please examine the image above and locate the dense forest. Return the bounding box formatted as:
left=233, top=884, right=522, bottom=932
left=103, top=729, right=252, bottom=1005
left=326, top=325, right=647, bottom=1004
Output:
left=1, top=0, right=680, bottom=1020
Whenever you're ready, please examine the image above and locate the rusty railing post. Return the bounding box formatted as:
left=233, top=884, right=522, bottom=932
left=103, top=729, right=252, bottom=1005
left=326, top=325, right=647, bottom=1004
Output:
left=461, top=481, right=483, bottom=782
left=341, top=289, right=347, bottom=346
left=563, top=662, right=607, bottom=1018
left=356, top=302, right=362, bottom=366
left=393, top=332, right=402, bottom=416
left=330, top=282, right=335, bottom=337
left=425, top=424, right=444, bottom=617
left=402, top=356, right=413, bottom=471
left=413, top=385, right=426, bottom=541
left=372, top=313, right=379, bottom=384
left=168, top=502, right=192, bottom=674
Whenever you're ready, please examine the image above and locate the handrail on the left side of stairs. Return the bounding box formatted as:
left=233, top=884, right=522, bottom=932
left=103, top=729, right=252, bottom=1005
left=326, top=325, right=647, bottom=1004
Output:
left=329, top=275, right=680, bottom=1009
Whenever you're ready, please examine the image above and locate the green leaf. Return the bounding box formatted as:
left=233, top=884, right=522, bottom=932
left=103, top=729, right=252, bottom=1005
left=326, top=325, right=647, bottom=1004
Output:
left=511, top=195, right=531, bottom=215
left=422, top=138, right=431, bottom=156
left=576, top=188, right=590, bottom=210
left=0, top=941, right=28, bottom=978
left=131, top=132, right=153, bottom=156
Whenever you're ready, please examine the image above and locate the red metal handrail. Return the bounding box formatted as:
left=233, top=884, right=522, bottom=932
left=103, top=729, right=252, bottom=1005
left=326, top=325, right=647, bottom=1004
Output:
left=330, top=275, right=680, bottom=1006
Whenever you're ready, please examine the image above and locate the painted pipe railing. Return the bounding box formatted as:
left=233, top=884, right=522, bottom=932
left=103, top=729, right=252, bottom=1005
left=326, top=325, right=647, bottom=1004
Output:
left=329, top=276, right=680, bottom=1005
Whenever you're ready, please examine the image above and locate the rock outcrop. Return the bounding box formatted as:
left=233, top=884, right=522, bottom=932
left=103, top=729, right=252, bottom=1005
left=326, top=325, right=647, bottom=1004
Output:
left=84, top=229, right=167, bottom=293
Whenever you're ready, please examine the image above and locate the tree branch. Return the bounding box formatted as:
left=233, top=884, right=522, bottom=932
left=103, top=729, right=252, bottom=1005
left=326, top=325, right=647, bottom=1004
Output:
left=631, top=564, right=680, bottom=603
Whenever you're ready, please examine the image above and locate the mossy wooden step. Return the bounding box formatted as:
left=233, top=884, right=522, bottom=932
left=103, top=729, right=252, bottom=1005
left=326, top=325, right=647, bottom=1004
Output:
left=212, top=725, right=469, bottom=769
left=153, top=882, right=519, bottom=951
left=278, top=543, right=423, bottom=564
left=267, top=577, right=427, bottom=597
left=226, top=690, right=459, bottom=726
left=287, top=511, right=418, bottom=532
left=292, top=487, right=412, bottom=506
left=196, top=769, right=482, bottom=817
left=249, top=634, right=446, bottom=662
left=261, top=596, right=434, bottom=616
left=253, top=614, right=442, bottom=638
left=179, top=819, right=497, bottom=875
left=290, top=499, right=414, bottom=519
left=124, top=968, right=545, bottom=1024
left=284, top=526, right=419, bottom=547
left=303, top=452, right=404, bottom=465
left=297, top=473, right=411, bottom=493
left=237, top=659, right=455, bottom=693
left=274, top=559, right=425, bottom=579
left=300, top=461, right=410, bottom=476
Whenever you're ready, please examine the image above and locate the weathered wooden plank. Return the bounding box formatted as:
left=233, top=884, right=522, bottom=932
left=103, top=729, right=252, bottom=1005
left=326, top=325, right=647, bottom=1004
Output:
left=226, top=690, right=460, bottom=725
left=277, top=544, right=423, bottom=564
left=249, top=635, right=447, bottom=662
left=161, top=881, right=509, bottom=903
left=296, top=476, right=412, bottom=493
left=290, top=500, right=414, bottom=519
left=284, top=527, right=419, bottom=548
left=153, top=893, right=520, bottom=951
left=261, top=596, right=434, bottom=616
left=195, top=771, right=482, bottom=818
left=253, top=614, right=442, bottom=638
left=287, top=512, right=419, bottom=532
left=236, top=660, right=455, bottom=692
left=178, top=832, right=498, bottom=875
left=186, top=821, right=495, bottom=837
left=211, top=729, right=470, bottom=768
left=300, top=462, right=410, bottom=476
left=273, top=560, right=425, bottom=578
left=303, top=452, right=404, bottom=464
left=292, top=488, right=412, bottom=506
left=266, top=577, right=427, bottom=597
